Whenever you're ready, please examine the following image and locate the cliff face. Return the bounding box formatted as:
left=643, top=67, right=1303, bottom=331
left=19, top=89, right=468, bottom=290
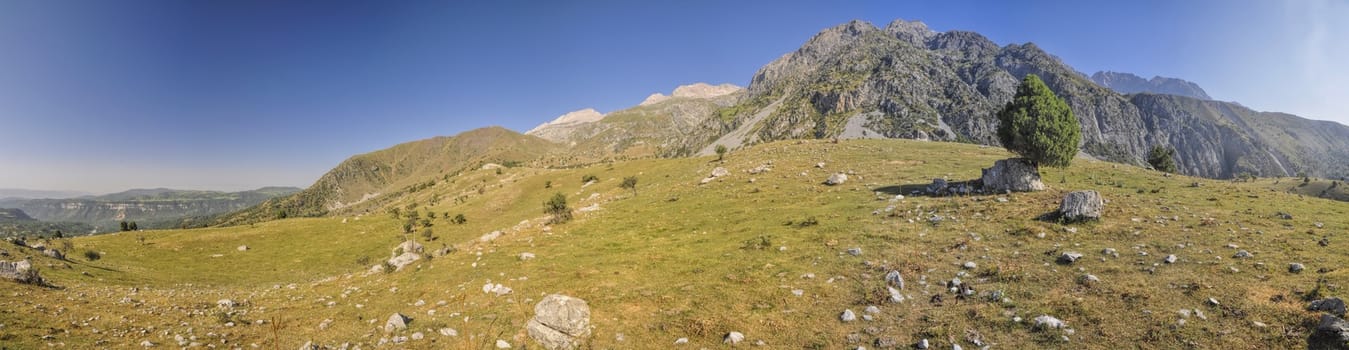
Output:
left=708, top=19, right=1348, bottom=179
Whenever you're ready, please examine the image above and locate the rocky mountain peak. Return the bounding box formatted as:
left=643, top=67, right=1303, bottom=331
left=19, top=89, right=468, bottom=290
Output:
left=1090, top=71, right=1212, bottom=100
left=884, top=18, right=936, bottom=45
left=638, top=83, right=744, bottom=106
left=526, top=108, right=606, bottom=135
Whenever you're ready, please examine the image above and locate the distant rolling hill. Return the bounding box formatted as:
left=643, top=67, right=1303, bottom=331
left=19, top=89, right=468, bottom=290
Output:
left=0, top=187, right=300, bottom=231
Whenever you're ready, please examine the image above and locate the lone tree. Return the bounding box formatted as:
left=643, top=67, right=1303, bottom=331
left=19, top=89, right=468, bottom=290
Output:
left=620, top=176, right=638, bottom=196
left=996, top=74, right=1080, bottom=168
left=1147, top=145, right=1178, bottom=173
left=715, top=144, right=728, bottom=161
left=544, top=192, right=572, bottom=224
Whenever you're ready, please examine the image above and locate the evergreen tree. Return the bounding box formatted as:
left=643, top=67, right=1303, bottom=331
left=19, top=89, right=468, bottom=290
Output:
left=996, top=74, right=1081, bottom=167
left=620, top=176, right=639, bottom=196
left=715, top=145, right=728, bottom=161
left=1147, top=145, right=1178, bottom=173
left=544, top=193, right=572, bottom=224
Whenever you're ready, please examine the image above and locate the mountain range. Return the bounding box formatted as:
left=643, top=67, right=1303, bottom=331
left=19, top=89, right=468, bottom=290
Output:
left=0, top=187, right=300, bottom=231
left=221, top=18, right=1349, bottom=224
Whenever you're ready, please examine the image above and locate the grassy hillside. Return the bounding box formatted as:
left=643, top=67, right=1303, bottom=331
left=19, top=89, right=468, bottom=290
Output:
left=2, top=139, right=1345, bottom=349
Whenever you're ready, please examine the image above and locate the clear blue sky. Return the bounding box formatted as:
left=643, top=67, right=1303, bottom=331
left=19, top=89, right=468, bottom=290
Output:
left=1, top=0, right=1344, bottom=193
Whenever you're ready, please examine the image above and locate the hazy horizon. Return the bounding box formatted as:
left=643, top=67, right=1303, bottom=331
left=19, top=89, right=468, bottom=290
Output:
left=3, top=0, right=1345, bottom=193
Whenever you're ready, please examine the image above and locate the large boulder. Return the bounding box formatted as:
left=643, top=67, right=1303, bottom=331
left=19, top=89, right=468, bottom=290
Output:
left=1309, top=314, right=1349, bottom=350
left=0, top=260, right=40, bottom=284
left=981, top=158, right=1045, bottom=192
left=42, top=248, right=65, bottom=260
left=1311, top=298, right=1348, bottom=318
left=1058, top=190, right=1105, bottom=222
left=385, top=313, right=410, bottom=332
left=526, top=294, right=591, bottom=350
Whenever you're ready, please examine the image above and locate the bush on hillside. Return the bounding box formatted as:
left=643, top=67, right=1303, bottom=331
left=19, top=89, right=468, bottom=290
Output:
left=1147, top=145, right=1178, bottom=173
left=544, top=193, right=572, bottom=224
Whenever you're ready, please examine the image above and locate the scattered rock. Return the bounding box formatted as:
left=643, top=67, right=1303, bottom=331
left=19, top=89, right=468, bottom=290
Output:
left=483, top=283, right=512, bottom=296
left=479, top=230, right=503, bottom=242
left=1310, top=298, right=1347, bottom=317
left=237, top=245, right=248, bottom=251
left=1057, top=252, right=1083, bottom=264
left=519, top=252, right=536, bottom=261
left=1276, top=212, right=1293, bottom=220
left=411, top=332, right=424, bottom=340
left=980, top=158, right=1045, bottom=192
left=724, top=332, right=745, bottom=345
left=42, top=248, right=64, bottom=260
left=887, top=286, right=905, bottom=303
left=1078, top=274, right=1101, bottom=285
left=1101, top=248, right=1119, bottom=257
left=840, top=309, right=857, bottom=322
left=439, top=328, right=458, bottom=337
left=884, top=270, right=904, bottom=289
left=710, top=167, right=729, bottom=178
left=1033, top=315, right=1067, bottom=330
left=962, top=261, right=977, bottom=270
left=917, top=338, right=930, bottom=349
left=1058, top=190, right=1105, bottom=222
left=1233, top=250, right=1253, bottom=259
left=1164, top=255, right=1178, bottom=264
left=526, top=294, right=591, bottom=350
left=1207, top=298, right=1220, bottom=306
left=825, top=173, right=848, bottom=186
left=815, top=162, right=826, bottom=168
left=386, top=252, right=422, bottom=271
left=1308, top=314, right=1349, bottom=349
left=864, top=305, right=881, bottom=314
left=1291, top=263, right=1306, bottom=273
left=925, top=178, right=949, bottom=196
left=674, top=337, right=689, bottom=345
left=496, top=339, right=511, bottom=349
left=384, top=313, right=409, bottom=332
left=846, top=247, right=862, bottom=256
left=217, top=299, right=236, bottom=309
left=141, top=340, right=155, bottom=347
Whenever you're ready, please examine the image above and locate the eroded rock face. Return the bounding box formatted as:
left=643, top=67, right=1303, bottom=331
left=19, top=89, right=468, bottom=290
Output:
left=981, top=159, right=1044, bottom=192
left=526, top=294, right=591, bottom=350
left=1058, top=190, right=1105, bottom=222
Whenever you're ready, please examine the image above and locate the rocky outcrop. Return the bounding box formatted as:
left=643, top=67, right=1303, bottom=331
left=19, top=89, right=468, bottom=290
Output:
left=526, top=294, right=591, bottom=350
left=1090, top=71, right=1211, bottom=100
left=981, top=159, right=1045, bottom=192
left=0, top=260, right=40, bottom=284
left=1309, top=314, right=1349, bottom=350
left=1058, top=191, right=1105, bottom=222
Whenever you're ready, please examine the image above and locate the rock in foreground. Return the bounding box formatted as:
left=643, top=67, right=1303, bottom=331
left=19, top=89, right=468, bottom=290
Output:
left=526, top=294, right=592, bottom=350
left=1058, top=190, right=1105, bottom=222
left=981, top=158, right=1044, bottom=192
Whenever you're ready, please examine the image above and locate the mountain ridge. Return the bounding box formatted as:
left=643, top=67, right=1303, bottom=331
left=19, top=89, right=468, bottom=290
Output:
left=1090, top=71, right=1212, bottom=100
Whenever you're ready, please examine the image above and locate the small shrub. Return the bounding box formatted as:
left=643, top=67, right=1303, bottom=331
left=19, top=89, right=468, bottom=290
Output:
left=797, top=216, right=819, bottom=227
left=740, top=235, right=773, bottom=250
left=715, top=144, right=728, bottom=161
left=451, top=213, right=467, bottom=225
left=83, top=250, right=101, bottom=261
left=356, top=255, right=372, bottom=266
left=544, top=193, right=572, bottom=224
left=382, top=261, right=396, bottom=274
left=581, top=174, right=599, bottom=184
left=620, top=176, right=638, bottom=196
left=545, top=180, right=552, bottom=189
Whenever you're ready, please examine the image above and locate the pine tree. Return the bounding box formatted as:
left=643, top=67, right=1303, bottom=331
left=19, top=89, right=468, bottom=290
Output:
left=1147, top=145, right=1178, bottom=173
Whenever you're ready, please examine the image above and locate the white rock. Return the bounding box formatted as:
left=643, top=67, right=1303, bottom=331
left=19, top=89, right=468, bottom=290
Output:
left=519, top=252, right=536, bottom=261
left=496, top=339, right=511, bottom=348
left=237, top=245, right=249, bottom=251
left=1033, top=315, right=1066, bottom=330
left=674, top=337, right=688, bottom=345
left=438, top=328, right=458, bottom=337
left=724, top=332, right=744, bottom=344
left=840, top=309, right=857, bottom=322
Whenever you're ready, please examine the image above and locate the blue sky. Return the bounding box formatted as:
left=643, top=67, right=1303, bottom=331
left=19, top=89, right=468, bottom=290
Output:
left=1, top=0, right=1344, bottom=193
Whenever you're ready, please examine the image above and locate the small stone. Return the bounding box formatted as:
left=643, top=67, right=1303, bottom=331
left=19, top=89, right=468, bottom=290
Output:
left=1290, top=263, right=1306, bottom=273
left=840, top=309, right=857, bottom=322
left=438, top=328, right=457, bottom=337
left=519, top=252, right=536, bottom=261
left=884, top=270, right=904, bottom=289
left=1207, top=298, right=1220, bottom=306
left=674, top=337, right=688, bottom=345
left=384, top=313, right=409, bottom=332
left=1057, top=252, right=1083, bottom=264
left=1079, top=274, right=1100, bottom=285
left=1101, top=248, right=1119, bottom=257
left=887, top=287, right=904, bottom=303
left=962, top=261, right=977, bottom=269
left=1164, top=255, right=1178, bottom=264
left=410, top=332, right=424, bottom=340
left=825, top=173, right=848, bottom=186
left=917, top=338, right=930, bottom=349
left=237, top=246, right=248, bottom=251
left=846, top=248, right=862, bottom=256
left=495, top=339, right=510, bottom=348
left=791, top=289, right=804, bottom=297
left=1033, top=315, right=1066, bottom=330
left=864, top=305, right=881, bottom=314
left=724, top=332, right=744, bottom=344
left=1233, top=250, right=1253, bottom=259
left=141, top=340, right=154, bottom=347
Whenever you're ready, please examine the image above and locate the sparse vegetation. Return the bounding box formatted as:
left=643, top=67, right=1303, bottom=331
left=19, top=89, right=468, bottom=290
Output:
left=83, top=250, right=101, bottom=261
left=544, top=192, right=572, bottom=224
left=581, top=174, right=599, bottom=184
left=715, top=144, right=728, bottom=161
left=620, top=176, right=638, bottom=196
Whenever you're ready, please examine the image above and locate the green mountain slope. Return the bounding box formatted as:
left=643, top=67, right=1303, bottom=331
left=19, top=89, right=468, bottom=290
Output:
left=0, top=187, right=301, bottom=231
left=215, top=126, right=566, bottom=226
left=3, top=139, right=1345, bottom=349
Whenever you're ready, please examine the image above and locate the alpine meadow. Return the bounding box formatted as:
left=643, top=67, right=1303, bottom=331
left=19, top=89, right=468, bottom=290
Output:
left=2, top=3, right=1348, bottom=350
